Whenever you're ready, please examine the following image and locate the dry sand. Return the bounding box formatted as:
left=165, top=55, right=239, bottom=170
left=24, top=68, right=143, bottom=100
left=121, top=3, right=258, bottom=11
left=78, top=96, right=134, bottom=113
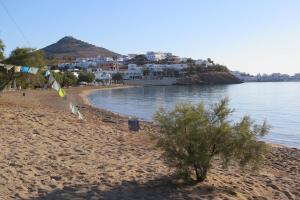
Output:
left=0, top=87, right=299, bottom=200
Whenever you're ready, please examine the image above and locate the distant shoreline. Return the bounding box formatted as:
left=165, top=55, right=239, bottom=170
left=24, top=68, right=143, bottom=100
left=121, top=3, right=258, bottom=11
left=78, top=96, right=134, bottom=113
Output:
left=78, top=85, right=140, bottom=108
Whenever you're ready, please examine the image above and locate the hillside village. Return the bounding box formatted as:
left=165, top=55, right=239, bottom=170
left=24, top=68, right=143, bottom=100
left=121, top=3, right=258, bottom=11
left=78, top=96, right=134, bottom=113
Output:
left=56, top=51, right=216, bottom=84
left=44, top=37, right=300, bottom=84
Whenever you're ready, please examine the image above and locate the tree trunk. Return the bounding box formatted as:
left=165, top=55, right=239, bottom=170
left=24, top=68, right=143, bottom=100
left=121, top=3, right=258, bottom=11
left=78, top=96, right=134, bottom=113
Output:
left=194, top=165, right=208, bottom=182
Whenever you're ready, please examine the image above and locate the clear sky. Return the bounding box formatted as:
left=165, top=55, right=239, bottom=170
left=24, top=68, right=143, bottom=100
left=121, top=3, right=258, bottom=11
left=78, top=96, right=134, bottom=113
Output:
left=1, top=0, right=300, bottom=75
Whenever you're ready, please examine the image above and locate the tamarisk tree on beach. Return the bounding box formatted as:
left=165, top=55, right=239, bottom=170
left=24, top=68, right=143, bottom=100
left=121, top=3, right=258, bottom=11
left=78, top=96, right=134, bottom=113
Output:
left=154, top=98, right=270, bottom=182
left=0, top=47, right=47, bottom=89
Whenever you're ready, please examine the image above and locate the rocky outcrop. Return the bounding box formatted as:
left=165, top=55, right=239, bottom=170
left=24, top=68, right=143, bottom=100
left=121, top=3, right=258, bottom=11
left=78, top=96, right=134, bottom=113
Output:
left=177, top=72, right=242, bottom=85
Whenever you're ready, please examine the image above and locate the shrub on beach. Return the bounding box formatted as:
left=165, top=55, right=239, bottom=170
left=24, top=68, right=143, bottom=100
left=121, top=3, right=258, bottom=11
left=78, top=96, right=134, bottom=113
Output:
left=78, top=71, right=95, bottom=83
left=154, top=98, right=270, bottom=182
left=62, top=71, right=77, bottom=87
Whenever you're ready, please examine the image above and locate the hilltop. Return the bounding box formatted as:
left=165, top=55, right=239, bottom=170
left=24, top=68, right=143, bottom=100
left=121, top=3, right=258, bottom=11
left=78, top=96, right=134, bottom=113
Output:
left=40, top=36, right=120, bottom=64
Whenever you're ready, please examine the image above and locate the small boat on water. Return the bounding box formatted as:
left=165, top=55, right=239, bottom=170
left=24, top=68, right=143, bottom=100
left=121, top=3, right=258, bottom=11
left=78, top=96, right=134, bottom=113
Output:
left=123, top=77, right=177, bottom=86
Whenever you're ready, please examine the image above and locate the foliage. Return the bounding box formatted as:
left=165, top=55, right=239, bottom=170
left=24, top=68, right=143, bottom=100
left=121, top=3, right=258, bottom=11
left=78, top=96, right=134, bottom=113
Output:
left=154, top=98, right=270, bottom=182
left=0, top=39, right=5, bottom=60
left=78, top=71, right=95, bottom=83
left=183, top=63, right=228, bottom=75
left=4, top=47, right=46, bottom=67
left=32, top=69, right=47, bottom=88
left=186, top=58, right=195, bottom=64
left=0, top=67, right=14, bottom=91
left=207, top=58, right=214, bottom=65
left=0, top=47, right=47, bottom=89
left=52, top=72, right=64, bottom=86
left=112, top=72, right=123, bottom=83
left=127, top=55, right=149, bottom=65
left=62, top=71, right=77, bottom=87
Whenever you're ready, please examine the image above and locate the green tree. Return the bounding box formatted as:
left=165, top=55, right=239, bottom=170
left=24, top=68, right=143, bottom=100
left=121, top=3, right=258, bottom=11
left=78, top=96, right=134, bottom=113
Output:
left=52, top=72, right=64, bottom=86
left=78, top=71, right=95, bottom=83
left=32, top=69, right=47, bottom=88
left=0, top=39, right=5, bottom=60
left=62, top=71, right=77, bottom=87
left=154, top=98, right=270, bottom=182
left=186, top=58, right=195, bottom=64
left=1, top=47, right=46, bottom=89
left=112, top=72, right=123, bottom=83
left=183, top=65, right=195, bottom=76
left=207, top=58, right=214, bottom=65
left=4, top=47, right=45, bottom=67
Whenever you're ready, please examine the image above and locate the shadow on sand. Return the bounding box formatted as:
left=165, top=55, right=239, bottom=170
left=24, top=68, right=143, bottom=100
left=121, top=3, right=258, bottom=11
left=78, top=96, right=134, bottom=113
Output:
left=26, top=175, right=218, bottom=200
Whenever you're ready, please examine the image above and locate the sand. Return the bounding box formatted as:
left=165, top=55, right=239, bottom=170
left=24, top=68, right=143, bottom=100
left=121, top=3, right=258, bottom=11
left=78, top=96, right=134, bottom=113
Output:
left=0, top=87, right=299, bottom=200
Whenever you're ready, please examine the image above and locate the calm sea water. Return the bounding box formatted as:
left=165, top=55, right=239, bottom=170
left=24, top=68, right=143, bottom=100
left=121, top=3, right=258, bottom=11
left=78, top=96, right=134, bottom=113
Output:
left=88, top=82, right=300, bottom=148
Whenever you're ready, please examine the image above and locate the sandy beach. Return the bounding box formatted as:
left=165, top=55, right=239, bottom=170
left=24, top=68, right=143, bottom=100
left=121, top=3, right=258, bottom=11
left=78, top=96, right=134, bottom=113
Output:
left=0, top=86, right=299, bottom=200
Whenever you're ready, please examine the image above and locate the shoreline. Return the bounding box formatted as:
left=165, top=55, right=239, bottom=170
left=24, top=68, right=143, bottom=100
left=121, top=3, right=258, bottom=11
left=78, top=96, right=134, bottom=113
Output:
left=78, top=85, right=137, bottom=107
left=77, top=85, right=148, bottom=121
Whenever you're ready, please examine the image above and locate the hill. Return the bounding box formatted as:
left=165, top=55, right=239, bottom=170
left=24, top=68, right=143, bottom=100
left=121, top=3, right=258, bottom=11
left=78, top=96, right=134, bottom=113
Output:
left=40, top=36, right=120, bottom=64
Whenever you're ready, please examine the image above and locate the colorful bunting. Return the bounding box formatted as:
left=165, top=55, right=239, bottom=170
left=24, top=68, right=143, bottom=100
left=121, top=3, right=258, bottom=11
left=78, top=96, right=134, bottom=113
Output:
left=15, top=66, right=21, bottom=72
left=78, top=111, right=84, bottom=120
left=4, top=65, right=14, bottom=70
left=44, top=70, right=50, bottom=77
left=69, top=102, right=84, bottom=120
left=28, top=67, right=39, bottom=74
left=48, top=74, right=55, bottom=85
left=21, top=66, right=30, bottom=73
left=69, top=103, right=79, bottom=114
left=51, top=80, right=60, bottom=91
left=0, top=63, right=84, bottom=121
left=58, top=88, right=65, bottom=97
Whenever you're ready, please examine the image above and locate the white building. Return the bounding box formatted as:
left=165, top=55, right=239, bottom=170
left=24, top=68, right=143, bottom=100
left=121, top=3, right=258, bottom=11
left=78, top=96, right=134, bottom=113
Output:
left=92, top=68, right=112, bottom=85
left=195, top=59, right=206, bottom=65
left=144, top=64, right=187, bottom=71
left=123, top=64, right=143, bottom=80
left=127, top=54, right=137, bottom=60
left=145, top=52, right=169, bottom=61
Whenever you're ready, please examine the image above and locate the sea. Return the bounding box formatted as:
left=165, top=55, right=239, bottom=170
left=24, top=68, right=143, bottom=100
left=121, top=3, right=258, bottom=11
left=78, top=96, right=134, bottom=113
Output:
left=88, top=82, right=300, bottom=148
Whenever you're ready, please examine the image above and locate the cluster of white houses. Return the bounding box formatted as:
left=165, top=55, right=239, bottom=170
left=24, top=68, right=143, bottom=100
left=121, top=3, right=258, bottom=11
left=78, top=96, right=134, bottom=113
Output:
left=231, top=71, right=300, bottom=82
left=57, top=52, right=210, bottom=83
left=88, top=63, right=189, bottom=83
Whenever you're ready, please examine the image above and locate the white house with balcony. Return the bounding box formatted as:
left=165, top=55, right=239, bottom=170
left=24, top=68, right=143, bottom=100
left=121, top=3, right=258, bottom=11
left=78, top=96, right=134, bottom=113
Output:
left=92, top=68, right=112, bottom=85
left=123, top=64, right=143, bottom=80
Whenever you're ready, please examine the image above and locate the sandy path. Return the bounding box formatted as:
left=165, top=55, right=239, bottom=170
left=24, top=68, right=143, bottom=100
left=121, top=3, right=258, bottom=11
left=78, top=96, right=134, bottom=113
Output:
left=0, top=88, right=299, bottom=199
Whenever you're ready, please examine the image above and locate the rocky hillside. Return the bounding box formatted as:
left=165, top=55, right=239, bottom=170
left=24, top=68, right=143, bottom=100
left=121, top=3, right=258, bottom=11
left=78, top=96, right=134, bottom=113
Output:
left=177, top=72, right=243, bottom=85
left=40, top=36, right=120, bottom=64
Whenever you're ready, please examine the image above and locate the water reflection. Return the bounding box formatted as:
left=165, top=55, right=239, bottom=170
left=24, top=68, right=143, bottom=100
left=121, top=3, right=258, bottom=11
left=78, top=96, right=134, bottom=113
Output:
left=88, top=82, right=300, bottom=148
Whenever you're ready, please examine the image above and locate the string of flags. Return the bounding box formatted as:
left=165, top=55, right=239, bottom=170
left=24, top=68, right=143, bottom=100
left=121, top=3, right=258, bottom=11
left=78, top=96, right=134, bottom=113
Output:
left=0, top=63, right=84, bottom=120
left=1, top=65, right=40, bottom=74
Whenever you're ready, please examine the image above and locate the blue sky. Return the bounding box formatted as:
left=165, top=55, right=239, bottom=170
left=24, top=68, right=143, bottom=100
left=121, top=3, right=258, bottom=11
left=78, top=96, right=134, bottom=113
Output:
left=1, top=0, right=300, bottom=75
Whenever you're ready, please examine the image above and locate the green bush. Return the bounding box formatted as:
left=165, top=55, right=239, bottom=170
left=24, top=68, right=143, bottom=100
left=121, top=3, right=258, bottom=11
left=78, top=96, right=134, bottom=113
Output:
left=78, top=71, right=95, bottom=83
left=62, top=71, right=77, bottom=87
left=154, top=98, right=270, bottom=182
left=52, top=72, right=64, bottom=86
left=112, top=72, right=123, bottom=83
left=32, top=69, right=47, bottom=88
